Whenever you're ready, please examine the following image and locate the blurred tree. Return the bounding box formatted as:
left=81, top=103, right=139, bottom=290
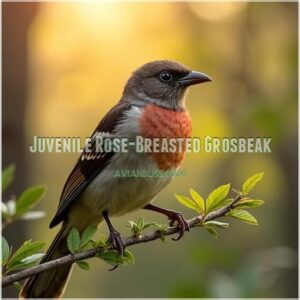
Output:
left=2, top=2, right=38, bottom=297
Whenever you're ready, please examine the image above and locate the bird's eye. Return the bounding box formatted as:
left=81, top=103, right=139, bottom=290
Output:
left=159, top=71, right=172, bottom=82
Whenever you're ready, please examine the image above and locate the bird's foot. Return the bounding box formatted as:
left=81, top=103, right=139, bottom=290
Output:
left=108, top=229, right=125, bottom=256
left=143, top=204, right=190, bottom=241
left=107, top=229, right=125, bottom=271
left=168, top=211, right=190, bottom=241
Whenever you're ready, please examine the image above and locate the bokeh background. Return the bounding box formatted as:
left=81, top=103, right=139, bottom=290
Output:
left=3, top=2, right=298, bottom=298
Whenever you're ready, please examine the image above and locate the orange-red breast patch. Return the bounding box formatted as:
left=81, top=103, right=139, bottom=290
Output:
left=139, top=104, right=192, bottom=170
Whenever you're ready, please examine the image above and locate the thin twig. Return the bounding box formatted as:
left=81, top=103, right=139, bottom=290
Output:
left=2, top=194, right=242, bottom=288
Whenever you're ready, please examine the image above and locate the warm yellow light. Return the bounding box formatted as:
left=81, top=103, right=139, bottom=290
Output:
left=73, top=2, right=128, bottom=32
left=188, top=2, right=247, bottom=22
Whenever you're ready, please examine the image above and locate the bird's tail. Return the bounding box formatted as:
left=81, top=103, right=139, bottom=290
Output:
left=20, top=223, right=73, bottom=299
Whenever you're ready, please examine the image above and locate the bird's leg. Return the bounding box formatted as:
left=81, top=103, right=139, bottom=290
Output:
left=102, top=210, right=125, bottom=256
left=143, top=203, right=190, bottom=241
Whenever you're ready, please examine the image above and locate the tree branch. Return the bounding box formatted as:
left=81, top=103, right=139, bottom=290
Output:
left=2, top=194, right=242, bottom=288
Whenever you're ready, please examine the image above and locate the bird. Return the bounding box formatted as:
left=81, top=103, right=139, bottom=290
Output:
left=20, top=60, right=211, bottom=298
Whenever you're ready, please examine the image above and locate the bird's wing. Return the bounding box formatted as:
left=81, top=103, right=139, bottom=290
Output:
left=49, top=101, right=132, bottom=228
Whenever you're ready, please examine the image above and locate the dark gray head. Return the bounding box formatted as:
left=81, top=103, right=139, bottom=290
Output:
left=122, top=60, right=211, bottom=110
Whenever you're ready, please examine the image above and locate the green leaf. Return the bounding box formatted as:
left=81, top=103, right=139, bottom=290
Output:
left=8, top=241, right=45, bottom=270
left=203, top=221, right=229, bottom=229
left=20, top=253, right=44, bottom=264
left=206, top=184, right=231, bottom=213
left=80, top=225, right=97, bottom=248
left=242, top=172, right=264, bottom=195
left=128, top=220, right=138, bottom=233
left=97, top=234, right=107, bottom=248
left=16, top=186, right=46, bottom=216
left=189, top=188, right=205, bottom=213
left=151, top=222, right=168, bottom=233
left=142, top=221, right=157, bottom=231
left=235, top=199, right=265, bottom=209
left=203, top=221, right=229, bottom=239
left=128, top=218, right=159, bottom=237
left=98, top=250, right=124, bottom=266
left=128, top=220, right=140, bottom=237
left=160, top=236, right=166, bottom=243
left=128, top=217, right=161, bottom=237
left=2, top=237, right=10, bottom=265
left=76, top=261, right=90, bottom=271
left=123, top=250, right=135, bottom=264
left=128, top=220, right=137, bottom=229
left=67, top=228, right=81, bottom=253
left=211, top=198, right=233, bottom=211
left=13, top=282, right=23, bottom=290
left=85, top=240, right=98, bottom=249
left=2, top=164, right=15, bottom=193
left=175, top=194, right=201, bottom=213
left=10, top=253, right=45, bottom=270
left=9, top=256, right=44, bottom=271
left=227, top=209, right=258, bottom=225
left=137, top=217, right=144, bottom=232
left=98, top=250, right=134, bottom=267
left=204, top=227, right=219, bottom=239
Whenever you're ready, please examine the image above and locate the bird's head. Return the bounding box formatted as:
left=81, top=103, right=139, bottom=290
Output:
left=122, top=60, right=211, bottom=110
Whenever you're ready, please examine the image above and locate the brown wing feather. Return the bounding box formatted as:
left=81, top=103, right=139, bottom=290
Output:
left=49, top=101, right=132, bottom=228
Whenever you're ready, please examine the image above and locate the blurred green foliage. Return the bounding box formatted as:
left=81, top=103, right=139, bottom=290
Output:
left=2, top=165, right=46, bottom=278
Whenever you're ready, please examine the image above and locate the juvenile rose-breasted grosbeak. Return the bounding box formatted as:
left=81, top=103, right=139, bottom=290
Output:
left=20, top=60, right=211, bottom=298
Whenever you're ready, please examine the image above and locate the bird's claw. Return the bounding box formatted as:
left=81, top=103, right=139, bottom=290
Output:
left=108, top=229, right=125, bottom=255
left=109, top=265, right=119, bottom=272
left=168, top=212, right=190, bottom=241
left=108, top=229, right=125, bottom=271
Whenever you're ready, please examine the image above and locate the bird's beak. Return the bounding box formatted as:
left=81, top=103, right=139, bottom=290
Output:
left=178, top=71, right=212, bottom=86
